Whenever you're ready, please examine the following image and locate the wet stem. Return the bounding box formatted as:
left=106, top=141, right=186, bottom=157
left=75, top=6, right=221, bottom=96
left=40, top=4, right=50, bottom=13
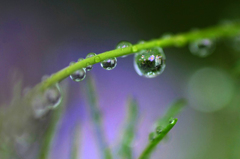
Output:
left=28, top=21, right=240, bottom=96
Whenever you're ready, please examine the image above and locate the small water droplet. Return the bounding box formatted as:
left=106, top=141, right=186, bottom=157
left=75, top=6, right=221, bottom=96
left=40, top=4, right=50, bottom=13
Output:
left=134, top=47, right=166, bottom=78
left=94, top=56, right=101, bottom=62
left=189, top=39, right=215, bottom=57
left=41, top=75, right=49, bottom=81
left=85, top=53, right=97, bottom=71
left=44, top=83, right=62, bottom=109
left=155, top=126, right=163, bottom=134
left=149, top=132, right=155, bottom=141
left=132, top=46, right=138, bottom=52
left=100, top=57, right=117, bottom=70
left=169, top=118, right=175, bottom=124
left=116, top=41, right=132, bottom=58
left=138, top=40, right=145, bottom=44
left=69, top=62, right=86, bottom=82
left=161, top=33, right=172, bottom=39
left=116, top=41, right=132, bottom=49
left=78, top=58, right=84, bottom=62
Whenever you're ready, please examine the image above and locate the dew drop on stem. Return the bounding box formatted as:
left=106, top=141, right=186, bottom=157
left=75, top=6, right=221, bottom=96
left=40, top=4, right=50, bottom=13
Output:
left=85, top=52, right=97, bottom=71
left=189, top=39, right=215, bottom=57
left=116, top=41, right=132, bottom=58
left=69, top=61, right=86, bottom=82
left=100, top=57, right=117, bottom=70
left=134, top=47, right=166, bottom=78
left=149, top=132, right=155, bottom=141
left=155, top=126, right=163, bottom=134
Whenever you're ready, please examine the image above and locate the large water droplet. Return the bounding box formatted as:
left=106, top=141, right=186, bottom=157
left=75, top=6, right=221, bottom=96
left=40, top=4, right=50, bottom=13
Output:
left=44, top=83, right=62, bottom=109
left=189, top=39, right=215, bottom=57
left=116, top=41, right=132, bottom=58
left=69, top=62, right=86, bottom=82
left=31, top=94, right=48, bottom=118
left=85, top=53, right=96, bottom=71
left=100, top=58, right=117, bottom=70
left=134, top=47, right=166, bottom=78
left=32, top=82, right=62, bottom=118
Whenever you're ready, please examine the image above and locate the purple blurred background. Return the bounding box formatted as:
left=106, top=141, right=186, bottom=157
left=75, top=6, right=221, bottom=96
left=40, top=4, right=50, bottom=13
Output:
left=1, top=1, right=240, bottom=159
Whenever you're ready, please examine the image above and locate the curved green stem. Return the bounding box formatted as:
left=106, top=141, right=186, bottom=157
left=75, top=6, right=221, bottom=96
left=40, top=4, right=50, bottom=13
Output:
left=32, top=22, right=240, bottom=92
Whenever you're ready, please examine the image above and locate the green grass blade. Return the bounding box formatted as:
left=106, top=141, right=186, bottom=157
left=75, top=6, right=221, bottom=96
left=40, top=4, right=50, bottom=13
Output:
left=70, top=123, right=81, bottom=159
left=157, top=98, right=187, bottom=127
left=84, top=75, right=112, bottom=159
left=138, top=118, right=178, bottom=159
left=38, top=83, right=69, bottom=159
left=118, top=97, right=139, bottom=159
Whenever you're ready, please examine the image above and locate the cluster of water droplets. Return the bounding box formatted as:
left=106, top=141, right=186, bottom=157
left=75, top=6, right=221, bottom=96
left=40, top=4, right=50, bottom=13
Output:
left=148, top=117, right=176, bottom=141
left=69, top=52, right=118, bottom=82
left=31, top=75, right=62, bottom=118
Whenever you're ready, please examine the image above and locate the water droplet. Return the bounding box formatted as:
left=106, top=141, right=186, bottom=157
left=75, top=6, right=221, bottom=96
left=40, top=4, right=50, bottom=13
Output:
left=31, top=83, right=62, bottom=118
left=116, top=41, right=132, bottom=49
left=169, top=118, right=175, bottom=124
left=134, top=47, right=166, bottom=78
left=100, top=58, right=117, bottom=70
left=189, top=39, right=215, bottom=57
left=161, top=33, right=172, bottom=39
left=138, top=40, right=145, bottom=44
left=132, top=46, right=138, bottom=52
left=44, top=83, right=62, bottom=109
left=41, top=75, right=49, bottom=81
left=149, top=132, right=155, bottom=141
left=85, top=53, right=96, bottom=71
left=31, top=94, right=49, bottom=119
left=155, top=126, right=163, bottom=134
left=69, top=62, right=86, bottom=82
left=94, top=56, right=101, bottom=62
left=116, top=41, right=132, bottom=58
left=78, top=58, right=84, bottom=62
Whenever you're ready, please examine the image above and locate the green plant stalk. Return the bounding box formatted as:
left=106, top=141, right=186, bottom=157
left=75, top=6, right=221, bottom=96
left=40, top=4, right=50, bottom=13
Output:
left=139, top=118, right=178, bottom=159
left=85, top=76, right=112, bottom=159
left=157, top=98, right=186, bottom=127
left=30, top=22, right=240, bottom=92
left=70, top=123, right=81, bottom=159
left=38, top=84, right=68, bottom=159
left=118, top=97, right=138, bottom=159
